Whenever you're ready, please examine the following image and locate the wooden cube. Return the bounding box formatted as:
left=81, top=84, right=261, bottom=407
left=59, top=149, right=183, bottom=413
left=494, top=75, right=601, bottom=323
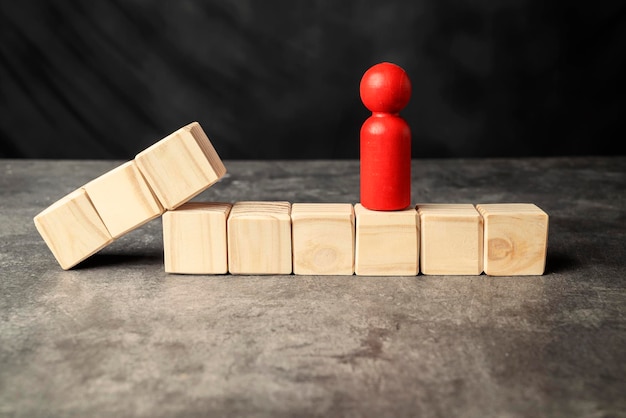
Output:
left=83, top=161, right=164, bottom=238
left=417, top=204, right=483, bottom=275
left=227, top=201, right=292, bottom=274
left=476, top=203, right=549, bottom=276
left=291, top=203, right=355, bottom=275
left=33, top=189, right=113, bottom=270
left=135, top=122, right=227, bottom=210
left=354, top=204, right=419, bottom=276
left=162, top=202, right=232, bottom=274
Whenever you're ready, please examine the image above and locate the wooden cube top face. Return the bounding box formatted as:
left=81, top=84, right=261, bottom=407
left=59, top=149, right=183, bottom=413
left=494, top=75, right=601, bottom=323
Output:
left=171, top=201, right=233, bottom=215
left=417, top=204, right=483, bottom=275
left=476, top=204, right=549, bottom=276
left=83, top=161, right=164, bottom=238
left=33, top=189, right=113, bottom=270
left=354, top=203, right=419, bottom=276
left=135, top=122, right=227, bottom=210
left=229, top=201, right=291, bottom=220
left=416, top=203, right=477, bottom=215
left=291, top=203, right=354, bottom=218
left=354, top=203, right=418, bottom=225
left=291, top=203, right=355, bottom=275
left=228, top=201, right=292, bottom=274
left=163, top=202, right=231, bottom=274
left=476, top=203, right=547, bottom=216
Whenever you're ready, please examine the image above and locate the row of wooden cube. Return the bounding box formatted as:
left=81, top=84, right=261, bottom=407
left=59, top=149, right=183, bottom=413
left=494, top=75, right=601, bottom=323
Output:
left=33, top=122, right=227, bottom=270
left=164, top=202, right=549, bottom=276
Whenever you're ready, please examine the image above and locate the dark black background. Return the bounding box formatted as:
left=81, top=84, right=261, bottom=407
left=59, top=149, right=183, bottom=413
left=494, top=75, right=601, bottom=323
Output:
left=1, top=1, right=624, bottom=160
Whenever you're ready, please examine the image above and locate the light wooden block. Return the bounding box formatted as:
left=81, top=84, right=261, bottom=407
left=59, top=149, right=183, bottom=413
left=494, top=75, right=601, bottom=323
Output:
left=476, top=203, right=549, bottom=276
left=417, top=204, right=483, bottom=275
left=354, top=203, right=419, bottom=276
left=33, top=189, right=113, bottom=270
left=83, top=161, right=164, bottom=238
left=227, top=201, right=292, bottom=274
left=135, top=121, right=227, bottom=210
left=163, top=202, right=231, bottom=274
left=291, top=203, right=355, bottom=275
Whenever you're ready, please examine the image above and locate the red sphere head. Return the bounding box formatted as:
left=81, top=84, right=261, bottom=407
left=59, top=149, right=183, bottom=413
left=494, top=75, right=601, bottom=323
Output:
left=360, top=62, right=412, bottom=113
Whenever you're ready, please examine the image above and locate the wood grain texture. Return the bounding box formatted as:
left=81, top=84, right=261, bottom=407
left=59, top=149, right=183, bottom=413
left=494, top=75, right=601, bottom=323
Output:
left=417, top=204, right=483, bottom=275
left=227, top=201, right=292, bottom=275
left=163, top=202, right=231, bottom=274
left=33, top=188, right=113, bottom=270
left=291, top=203, right=355, bottom=275
left=83, top=161, right=163, bottom=238
left=135, top=121, right=226, bottom=210
left=476, top=203, right=549, bottom=276
left=354, top=203, right=418, bottom=276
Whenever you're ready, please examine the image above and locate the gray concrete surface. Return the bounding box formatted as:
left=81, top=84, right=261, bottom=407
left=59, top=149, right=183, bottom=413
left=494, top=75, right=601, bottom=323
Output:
left=1, top=158, right=625, bottom=417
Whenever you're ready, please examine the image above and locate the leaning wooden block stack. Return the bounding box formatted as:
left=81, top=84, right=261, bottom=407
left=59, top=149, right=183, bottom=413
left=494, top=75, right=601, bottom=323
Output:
left=33, top=63, right=549, bottom=276
left=34, top=121, right=226, bottom=270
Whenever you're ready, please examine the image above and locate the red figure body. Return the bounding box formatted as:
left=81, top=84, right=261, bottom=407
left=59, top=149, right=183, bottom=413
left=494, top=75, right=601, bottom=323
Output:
left=360, top=62, right=412, bottom=211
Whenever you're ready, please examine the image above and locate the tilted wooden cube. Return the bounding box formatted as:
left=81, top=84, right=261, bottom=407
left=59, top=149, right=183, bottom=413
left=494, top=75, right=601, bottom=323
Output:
left=135, top=122, right=227, bottom=210
left=83, top=161, right=164, bottom=238
left=476, top=203, right=549, bottom=276
left=417, top=204, right=483, bottom=275
left=291, top=203, right=355, bottom=275
left=33, top=189, right=113, bottom=270
left=163, top=202, right=232, bottom=274
left=354, top=204, right=419, bottom=276
left=227, top=201, right=292, bottom=275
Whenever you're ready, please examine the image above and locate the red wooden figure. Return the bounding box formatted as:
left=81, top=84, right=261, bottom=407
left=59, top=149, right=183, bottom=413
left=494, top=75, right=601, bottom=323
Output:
left=360, top=62, right=412, bottom=211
